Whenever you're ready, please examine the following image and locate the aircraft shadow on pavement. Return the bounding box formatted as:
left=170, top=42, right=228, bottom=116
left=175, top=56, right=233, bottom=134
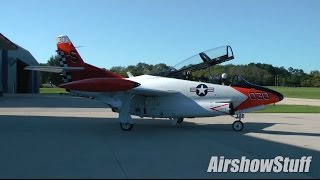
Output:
left=0, top=94, right=108, bottom=108
left=0, top=115, right=319, bottom=178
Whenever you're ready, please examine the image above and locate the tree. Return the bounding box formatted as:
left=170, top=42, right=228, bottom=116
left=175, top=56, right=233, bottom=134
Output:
left=109, top=66, right=127, bottom=77
left=310, top=70, right=320, bottom=87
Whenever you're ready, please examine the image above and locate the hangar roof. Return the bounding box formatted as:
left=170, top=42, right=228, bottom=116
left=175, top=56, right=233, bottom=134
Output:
left=0, top=33, right=18, bottom=50
left=0, top=33, right=39, bottom=66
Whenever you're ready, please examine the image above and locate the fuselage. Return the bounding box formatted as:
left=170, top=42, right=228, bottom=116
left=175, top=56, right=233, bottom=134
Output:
left=68, top=75, right=282, bottom=119
left=126, top=75, right=246, bottom=118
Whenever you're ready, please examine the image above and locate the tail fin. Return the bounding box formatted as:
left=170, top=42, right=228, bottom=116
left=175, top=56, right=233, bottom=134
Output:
left=56, top=35, right=122, bottom=83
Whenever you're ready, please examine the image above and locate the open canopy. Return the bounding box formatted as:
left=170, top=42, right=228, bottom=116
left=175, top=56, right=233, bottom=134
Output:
left=162, top=46, right=234, bottom=78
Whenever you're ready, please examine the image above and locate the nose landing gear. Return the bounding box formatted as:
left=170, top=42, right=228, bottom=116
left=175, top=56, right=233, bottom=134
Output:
left=232, top=113, right=244, bottom=131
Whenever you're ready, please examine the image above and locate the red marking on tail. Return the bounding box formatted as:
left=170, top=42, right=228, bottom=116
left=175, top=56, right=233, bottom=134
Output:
left=57, top=35, right=122, bottom=81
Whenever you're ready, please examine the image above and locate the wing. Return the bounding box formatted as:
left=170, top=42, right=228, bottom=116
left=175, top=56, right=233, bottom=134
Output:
left=95, top=87, right=178, bottom=109
left=24, top=66, right=84, bottom=73
left=129, top=87, right=178, bottom=96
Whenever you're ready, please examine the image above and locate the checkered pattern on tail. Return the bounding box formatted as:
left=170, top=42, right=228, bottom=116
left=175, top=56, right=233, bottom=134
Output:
left=57, top=50, right=72, bottom=83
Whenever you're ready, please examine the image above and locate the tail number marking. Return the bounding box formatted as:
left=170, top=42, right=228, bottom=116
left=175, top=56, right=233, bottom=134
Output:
left=57, top=36, right=68, bottom=44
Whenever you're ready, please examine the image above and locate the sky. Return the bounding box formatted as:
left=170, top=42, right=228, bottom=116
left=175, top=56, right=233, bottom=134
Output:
left=1, top=0, right=319, bottom=73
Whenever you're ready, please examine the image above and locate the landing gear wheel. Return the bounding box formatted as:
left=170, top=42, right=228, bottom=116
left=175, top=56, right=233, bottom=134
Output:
left=232, top=121, right=243, bottom=131
left=177, top=118, right=184, bottom=124
left=120, top=123, right=134, bottom=131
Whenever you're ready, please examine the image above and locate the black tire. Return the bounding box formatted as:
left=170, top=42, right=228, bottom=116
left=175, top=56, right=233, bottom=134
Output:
left=120, top=123, right=134, bottom=131
left=232, top=121, right=244, bottom=131
left=177, top=118, right=184, bottom=124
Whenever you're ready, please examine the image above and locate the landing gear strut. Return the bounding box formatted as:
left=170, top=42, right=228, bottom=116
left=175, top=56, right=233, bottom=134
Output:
left=232, top=113, right=244, bottom=131
left=118, top=94, right=135, bottom=131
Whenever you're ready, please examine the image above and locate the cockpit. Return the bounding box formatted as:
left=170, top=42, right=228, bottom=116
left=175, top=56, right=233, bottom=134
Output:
left=172, top=46, right=234, bottom=74
left=155, top=46, right=234, bottom=83
left=152, top=46, right=271, bottom=90
left=230, top=75, right=254, bottom=87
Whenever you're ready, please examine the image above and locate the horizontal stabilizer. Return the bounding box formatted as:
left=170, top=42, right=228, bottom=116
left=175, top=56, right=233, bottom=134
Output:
left=24, top=66, right=84, bottom=73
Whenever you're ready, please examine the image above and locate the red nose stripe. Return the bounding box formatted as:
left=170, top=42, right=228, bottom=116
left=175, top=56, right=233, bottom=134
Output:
left=232, top=87, right=282, bottom=111
left=59, top=78, right=140, bottom=92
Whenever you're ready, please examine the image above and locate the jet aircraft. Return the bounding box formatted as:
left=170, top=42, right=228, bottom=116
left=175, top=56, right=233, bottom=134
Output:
left=26, top=35, right=283, bottom=131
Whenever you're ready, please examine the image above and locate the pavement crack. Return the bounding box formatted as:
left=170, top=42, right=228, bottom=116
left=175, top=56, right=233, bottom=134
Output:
left=106, top=143, right=128, bottom=179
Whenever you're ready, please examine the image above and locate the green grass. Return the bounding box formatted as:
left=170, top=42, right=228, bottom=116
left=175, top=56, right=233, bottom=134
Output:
left=254, top=105, right=320, bottom=113
left=266, top=86, right=320, bottom=99
left=40, top=88, right=67, bottom=94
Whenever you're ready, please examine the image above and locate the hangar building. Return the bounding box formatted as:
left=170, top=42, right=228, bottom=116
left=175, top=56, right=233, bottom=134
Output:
left=0, top=33, right=39, bottom=93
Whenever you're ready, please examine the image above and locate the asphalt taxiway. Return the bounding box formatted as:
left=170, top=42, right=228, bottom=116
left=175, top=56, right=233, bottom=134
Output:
left=277, top=97, right=320, bottom=106
left=0, top=94, right=319, bottom=178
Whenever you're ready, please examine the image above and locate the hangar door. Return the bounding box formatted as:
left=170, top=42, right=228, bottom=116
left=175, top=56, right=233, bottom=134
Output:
left=16, top=60, right=30, bottom=93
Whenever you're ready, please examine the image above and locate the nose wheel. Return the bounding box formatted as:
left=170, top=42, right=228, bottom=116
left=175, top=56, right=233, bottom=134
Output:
left=232, top=113, right=244, bottom=131
left=232, top=121, right=243, bottom=131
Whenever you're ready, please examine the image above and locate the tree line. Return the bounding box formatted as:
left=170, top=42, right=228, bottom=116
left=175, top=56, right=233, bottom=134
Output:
left=40, top=55, right=320, bottom=87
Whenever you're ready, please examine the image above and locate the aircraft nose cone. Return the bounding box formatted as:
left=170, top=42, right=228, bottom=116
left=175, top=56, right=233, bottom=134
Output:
left=266, top=87, right=284, bottom=103
left=276, top=92, right=284, bottom=102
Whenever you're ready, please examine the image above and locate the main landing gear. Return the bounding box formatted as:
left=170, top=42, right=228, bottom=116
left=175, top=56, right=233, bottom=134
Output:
left=120, top=123, right=134, bottom=131
left=232, top=113, right=244, bottom=131
left=176, top=118, right=184, bottom=124
left=118, top=94, right=135, bottom=131
left=170, top=117, right=184, bottom=125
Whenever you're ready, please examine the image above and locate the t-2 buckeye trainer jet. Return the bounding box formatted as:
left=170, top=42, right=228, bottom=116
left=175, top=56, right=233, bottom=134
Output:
left=26, top=35, right=283, bottom=131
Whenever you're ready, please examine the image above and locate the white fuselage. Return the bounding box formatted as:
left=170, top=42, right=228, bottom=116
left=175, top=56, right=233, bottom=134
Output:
left=75, top=75, right=248, bottom=118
